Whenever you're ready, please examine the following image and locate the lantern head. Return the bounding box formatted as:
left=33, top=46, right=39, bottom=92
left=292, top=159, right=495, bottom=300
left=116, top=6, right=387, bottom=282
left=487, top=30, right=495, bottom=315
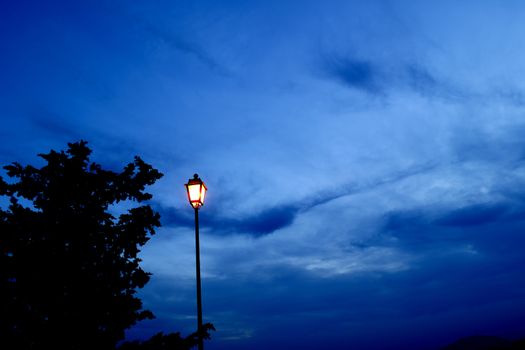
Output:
left=185, top=173, right=207, bottom=209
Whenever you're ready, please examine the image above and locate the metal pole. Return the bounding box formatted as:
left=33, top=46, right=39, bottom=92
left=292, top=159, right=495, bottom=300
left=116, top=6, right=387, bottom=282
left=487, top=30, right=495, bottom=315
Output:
left=195, top=207, right=204, bottom=350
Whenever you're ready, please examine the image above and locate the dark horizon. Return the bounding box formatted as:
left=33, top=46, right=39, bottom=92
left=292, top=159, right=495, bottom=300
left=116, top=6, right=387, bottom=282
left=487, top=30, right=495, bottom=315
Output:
left=2, top=1, right=525, bottom=349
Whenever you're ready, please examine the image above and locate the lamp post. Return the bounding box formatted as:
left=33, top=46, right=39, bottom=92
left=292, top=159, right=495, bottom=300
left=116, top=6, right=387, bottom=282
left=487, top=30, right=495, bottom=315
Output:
left=185, top=174, right=207, bottom=350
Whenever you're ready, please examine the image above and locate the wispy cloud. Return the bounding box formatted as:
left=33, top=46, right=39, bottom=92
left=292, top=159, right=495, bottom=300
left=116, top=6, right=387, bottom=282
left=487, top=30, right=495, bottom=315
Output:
left=157, top=203, right=300, bottom=237
left=436, top=202, right=509, bottom=227
left=322, top=55, right=384, bottom=95
left=382, top=188, right=525, bottom=252
left=320, top=52, right=472, bottom=102
left=141, top=21, right=229, bottom=75
left=404, top=63, right=467, bottom=101
left=157, top=161, right=438, bottom=236
left=322, top=51, right=525, bottom=112
left=28, top=109, right=81, bottom=142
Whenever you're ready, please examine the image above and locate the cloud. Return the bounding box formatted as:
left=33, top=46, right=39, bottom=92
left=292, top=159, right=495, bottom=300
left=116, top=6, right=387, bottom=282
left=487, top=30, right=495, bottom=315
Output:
left=322, top=55, right=384, bottom=95
left=133, top=241, right=525, bottom=349
left=448, top=121, right=525, bottom=165
left=319, top=53, right=453, bottom=99
left=405, top=63, right=437, bottom=93
left=28, top=110, right=81, bottom=142
left=157, top=161, right=438, bottom=237
left=494, top=86, right=525, bottom=106
left=383, top=201, right=513, bottom=236
left=141, top=21, right=228, bottom=75
left=436, top=203, right=509, bottom=227
left=137, top=155, right=525, bottom=349
left=404, top=63, right=467, bottom=101
left=319, top=53, right=490, bottom=103
left=234, top=205, right=298, bottom=235
left=322, top=52, right=525, bottom=109
left=381, top=188, right=525, bottom=254
left=158, top=204, right=300, bottom=237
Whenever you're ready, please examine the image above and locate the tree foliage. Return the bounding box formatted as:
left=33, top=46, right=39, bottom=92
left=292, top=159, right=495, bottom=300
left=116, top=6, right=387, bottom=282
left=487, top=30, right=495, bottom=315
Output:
left=0, top=141, right=166, bottom=349
left=119, top=324, right=216, bottom=350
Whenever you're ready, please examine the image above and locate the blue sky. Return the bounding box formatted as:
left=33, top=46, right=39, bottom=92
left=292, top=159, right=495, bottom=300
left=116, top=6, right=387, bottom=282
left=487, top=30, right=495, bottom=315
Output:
left=2, top=1, right=525, bottom=349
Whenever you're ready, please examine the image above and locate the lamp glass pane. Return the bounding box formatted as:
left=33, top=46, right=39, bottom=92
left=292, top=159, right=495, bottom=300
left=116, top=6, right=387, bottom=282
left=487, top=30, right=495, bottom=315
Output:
left=200, top=185, right=206, bottom=204
left=187, top=183, right=202, bottom=203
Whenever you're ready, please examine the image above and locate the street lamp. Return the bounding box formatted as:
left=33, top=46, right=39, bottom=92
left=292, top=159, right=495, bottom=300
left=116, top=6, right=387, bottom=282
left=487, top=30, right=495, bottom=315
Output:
left=185, top=173, right=207, bottom=350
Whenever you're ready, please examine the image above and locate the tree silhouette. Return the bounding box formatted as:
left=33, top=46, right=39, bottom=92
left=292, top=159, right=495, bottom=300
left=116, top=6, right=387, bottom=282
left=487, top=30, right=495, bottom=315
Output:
left=0, top=141, right=206, bottom=349
left=119, top=325, right=216, bottom=350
